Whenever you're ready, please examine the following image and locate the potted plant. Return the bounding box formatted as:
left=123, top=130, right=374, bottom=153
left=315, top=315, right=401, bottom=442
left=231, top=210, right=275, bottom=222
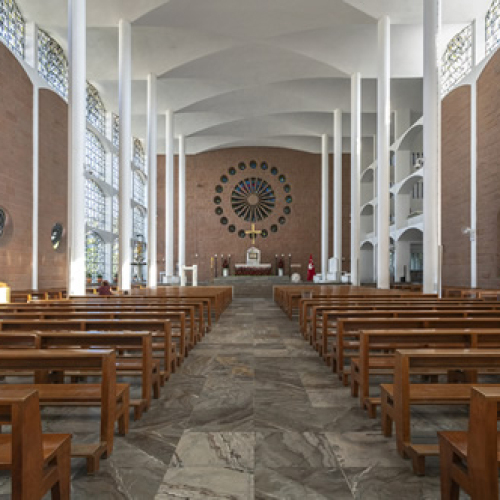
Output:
left=222, top=259, right=229, bottom=277
left=86, top=273, right=92, bottom=285
left=278, top=258, right=284, bottom=277
left=97, top=274, right=103, bottom=284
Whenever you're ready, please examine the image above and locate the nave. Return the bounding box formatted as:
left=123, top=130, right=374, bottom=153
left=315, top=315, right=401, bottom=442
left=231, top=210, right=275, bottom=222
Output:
left=1, top=290, right=455, bottom=500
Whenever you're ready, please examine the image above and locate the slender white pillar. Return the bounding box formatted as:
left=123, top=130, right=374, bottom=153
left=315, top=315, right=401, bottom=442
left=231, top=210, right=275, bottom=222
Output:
left=423, top=0, right=441, bottom=294
left=67, top=0, right=86, bottom=296
left=178, top=134, right=186, bottom=275
left=350, top=73, right=362, bottom=286
left=118, top=19, right=132, bottom=292
left=147, top=73, right=158, bottom=288
left=32, top=88, right=39, bottom=289
left=321, top=134, right=329, bottom=279
left=333, top=109, right=343, bottom=281
left=377, top=16, right=391, bottom=289
left=165, top=109, right=175, bottom=279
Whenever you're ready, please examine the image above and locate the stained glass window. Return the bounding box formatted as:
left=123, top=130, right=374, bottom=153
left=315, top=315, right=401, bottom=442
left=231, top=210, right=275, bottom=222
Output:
left=133, top=138, right=145, bottom=171
left=85, top=179, right=106, bottom=230
left=133, top=172, right=146, bottom=206
left=231, top=178, right=276, bottom=222
left=112, top=195, right=119, bottom=234
left=112, top=114, right=119, bottom=149
left=86, top=231, right=106, bottom=278
left=86, top=82, right=106, bottom=134
left=133, top=207, right=145, bottom=238
left=487, top=0, right=500, bottom=55
left=38, top=29, right=68, bottom=99
left=0, top=0, right=25, bottom=57
left=442, top=24, right=473, bottom=96
left=86, top=131, right=106, bottom=180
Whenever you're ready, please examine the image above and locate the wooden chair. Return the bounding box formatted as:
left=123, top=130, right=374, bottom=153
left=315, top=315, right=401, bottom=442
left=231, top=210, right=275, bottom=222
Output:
left=0, top=388, right=71, bottom=500
left=439, top=386, right=500, bottom=500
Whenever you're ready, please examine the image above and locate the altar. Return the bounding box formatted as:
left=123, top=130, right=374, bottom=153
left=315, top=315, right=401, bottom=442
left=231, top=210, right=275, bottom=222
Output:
left=234, top=247, right=272, bottom=276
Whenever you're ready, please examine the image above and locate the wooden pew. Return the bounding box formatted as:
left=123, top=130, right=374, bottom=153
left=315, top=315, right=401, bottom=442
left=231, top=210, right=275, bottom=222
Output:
left=329, top=315, right=500, bottom=376
left=0, top=349, right=128, bottom=473
left=0, top=318, right=174, bottom=382
left=381, top=348, right=500, bottom=475
left=0, top=388, right=71, bottom=500
left=439, top=386, right=500, bottom=500
left=351, top=328, right=500, bottom=416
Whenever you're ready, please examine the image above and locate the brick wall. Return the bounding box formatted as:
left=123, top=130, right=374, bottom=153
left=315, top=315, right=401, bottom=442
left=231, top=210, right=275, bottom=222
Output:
left=157, top=147, right=351, bottom=282
left=38, top=89, right=68, bottom=289
left=0, top=44, right=33, bottom=289
left=477, top=49, right=500, bottom=288
left=441, top=85, right=471, bottom=287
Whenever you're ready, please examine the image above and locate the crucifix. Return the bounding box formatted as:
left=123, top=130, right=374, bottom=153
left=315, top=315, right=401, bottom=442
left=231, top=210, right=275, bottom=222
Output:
left=245, top=223, right=262, bottom=245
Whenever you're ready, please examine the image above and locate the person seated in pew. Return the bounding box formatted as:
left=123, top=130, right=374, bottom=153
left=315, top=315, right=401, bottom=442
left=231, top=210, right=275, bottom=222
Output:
left=97, top=280, right=114, bottom=296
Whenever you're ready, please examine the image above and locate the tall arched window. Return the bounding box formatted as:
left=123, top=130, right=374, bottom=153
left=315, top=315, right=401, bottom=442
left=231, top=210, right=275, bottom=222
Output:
left=86, top=131, right=106, bottom=180
left=133, top=138, right=146, bottom=171
left=87, top=82, right=106, bottom=134
left=133, top=172, right=146, bottom=206
left=442, top=24, right=473, bottom=96
left=86, top=231, right=106, bottom=278
left=85, top=179, right=106, bottom=230
left=0, top=0, right=25, bottom=57
left=133, top=207, right=146, bottom=238
left=38, top=29, right=68, bottom=99
left=487, top=0, right=500, bottom=55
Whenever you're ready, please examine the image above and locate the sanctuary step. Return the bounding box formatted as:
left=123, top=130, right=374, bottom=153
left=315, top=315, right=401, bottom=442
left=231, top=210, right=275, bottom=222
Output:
left=214, top=276, right=291, bottom=283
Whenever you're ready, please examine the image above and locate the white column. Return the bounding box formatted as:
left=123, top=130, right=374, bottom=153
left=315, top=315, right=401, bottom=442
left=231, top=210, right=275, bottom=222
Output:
left=32, top=88, right=39, bottom=290
left=165, top=109, right=175, bottom=279
left=67, top=0, right=86, bottom=296
left=472, top=17, right=486, bottom=68
left=377, top=16, right=391, bottom=289
left=321, top=134, right=329, bottom=279
left=147, top=73, right=158, bottom=288
left=351, top=73, right=362, bottom=286
left=178, top=134, right=186, bottom=275
left=333, top=109, right=343, bottom=281
left=423, top=0, right=441, bottom=294
left=118, top=19, right=132, bottom=292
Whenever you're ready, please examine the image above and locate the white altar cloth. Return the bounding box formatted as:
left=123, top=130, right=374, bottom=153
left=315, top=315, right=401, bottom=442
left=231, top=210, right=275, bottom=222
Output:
left=235, top=263, right=272, bottom=269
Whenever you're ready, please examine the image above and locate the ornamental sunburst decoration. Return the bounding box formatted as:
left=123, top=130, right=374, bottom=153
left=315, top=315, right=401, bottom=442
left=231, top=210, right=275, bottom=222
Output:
left=231, top=178, right=276, bottom=222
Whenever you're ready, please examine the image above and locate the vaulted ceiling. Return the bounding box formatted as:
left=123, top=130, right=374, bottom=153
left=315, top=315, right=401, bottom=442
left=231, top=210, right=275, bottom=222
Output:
left=17, top=0, right=492, bottom=154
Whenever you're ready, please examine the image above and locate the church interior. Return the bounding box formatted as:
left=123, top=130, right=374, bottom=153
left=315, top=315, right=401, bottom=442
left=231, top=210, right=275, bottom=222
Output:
left=1, top=0, right=500, bottom=498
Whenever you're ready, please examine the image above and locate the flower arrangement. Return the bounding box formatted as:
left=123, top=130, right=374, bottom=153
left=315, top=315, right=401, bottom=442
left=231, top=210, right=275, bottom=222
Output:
left=278, top=258, right=284, bottom=269
left=222, top=259, right=229, bottom=269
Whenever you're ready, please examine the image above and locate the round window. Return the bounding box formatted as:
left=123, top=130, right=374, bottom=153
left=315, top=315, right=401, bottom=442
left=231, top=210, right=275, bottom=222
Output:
left=228, top=225, right=236, bottom=233
left=229, top=167, right=236, bottom=175
left=238, top=162, right=246, bottom=171
left=279, top=217, right=286, bottom=225
left=231, top=178, right=276, bottom=222
left=214, top=196, right=222, bottom=205
left=0, top=208, right=6, bottom=238
left=215, top=185, right=223, bottom=193
left=284, top=206, right=291, bottom=215
left=220, top=175, right=228, bottom=184
left=215, top=207, right=223, bottom=216
left=220, top=217, right=228, bottom=225
left=261, top=162, right=268, bottom=171
left=249, top=160, right=257, bottom=169
left=271, top=224, right=278, bottom=233
left=279, top=175, right=286, bottom=183
left=238, top=230, right=246, bottom=238
left=271, top=167, right=278, bottom=175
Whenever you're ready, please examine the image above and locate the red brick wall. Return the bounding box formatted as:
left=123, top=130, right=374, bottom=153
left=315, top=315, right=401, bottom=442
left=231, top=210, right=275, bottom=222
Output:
left=0, top=44, right=33, bottom=290
left=157, top=147, right=351, bottom=282
left=38, top=89, right=68, bottom=289
left=441, top=85, right=471, bottom=287
left=477, top=50, right=500, bottom=288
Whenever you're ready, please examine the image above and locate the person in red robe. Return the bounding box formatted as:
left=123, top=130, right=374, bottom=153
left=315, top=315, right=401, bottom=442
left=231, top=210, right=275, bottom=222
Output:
left=306, top=254, right=316, bottom=281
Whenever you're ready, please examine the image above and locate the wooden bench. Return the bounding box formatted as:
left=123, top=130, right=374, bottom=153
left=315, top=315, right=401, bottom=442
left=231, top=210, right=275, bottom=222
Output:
left=439, top=386, right=500, bottom=500
left=0, top=388, right=71, bottom=500
left=351, top=329, right=500, bottom=417
left=381, top=348, right=500, bottom=475
left=0, top=349, right=129, bottom=473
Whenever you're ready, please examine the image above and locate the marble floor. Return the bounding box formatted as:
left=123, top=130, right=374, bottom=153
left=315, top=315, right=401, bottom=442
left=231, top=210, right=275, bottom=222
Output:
left=1, top=291, right=473, bottom=499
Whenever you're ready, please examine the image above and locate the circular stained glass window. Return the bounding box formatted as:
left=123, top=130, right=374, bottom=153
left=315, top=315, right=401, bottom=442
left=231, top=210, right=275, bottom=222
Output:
left=220, top=217, right=228, bottom=225
left=285, top=195, right=292, bottom=204
left=51, top=223, right=63, bottom=250
left=261, top=229, right=269, bottom=238
left=250, top=160, right=257, bottom=169
left=279, top=175, right=286, bottom=183
left=238, top=162, right=246, bottom=171
left=279, top=216, right=286, bottom=225
left=238, top=230, right=246, bottom=238
left=228, top=225, right=236, bottom=233
left=284, top=206, right=291, bottom=215
left=284, top=184, right=291, bottom=193
left=231, top=178, right=276, bottom=222
left=215, top=185, right=223, bottom=193
left=215, top=207, right=223, bottom=216
left=214, top=196, right=222, bottom=205
left=221, top=175, right=228, bottom=183
left=270, top=224, right=278, bottom=233
left=229, top=167, right=236, bottom=175
left=0, top=208, right=6, bottom=238
left=271, top=167, right=278, bottom=175
left=261, top=162, right=268, bottom=170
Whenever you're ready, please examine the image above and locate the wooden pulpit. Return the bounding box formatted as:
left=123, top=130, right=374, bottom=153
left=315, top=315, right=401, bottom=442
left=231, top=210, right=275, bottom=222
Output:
left=0, top=282, right=10, bottom=303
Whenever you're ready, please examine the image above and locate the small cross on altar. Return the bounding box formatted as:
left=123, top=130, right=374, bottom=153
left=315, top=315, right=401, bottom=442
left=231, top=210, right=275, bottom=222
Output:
left=245, top=223, right=262, bottom=245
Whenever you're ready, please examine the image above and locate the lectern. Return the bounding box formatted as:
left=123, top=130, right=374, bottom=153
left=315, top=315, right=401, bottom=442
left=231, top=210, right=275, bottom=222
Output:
left=0, top=282, right=10, bottom=303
